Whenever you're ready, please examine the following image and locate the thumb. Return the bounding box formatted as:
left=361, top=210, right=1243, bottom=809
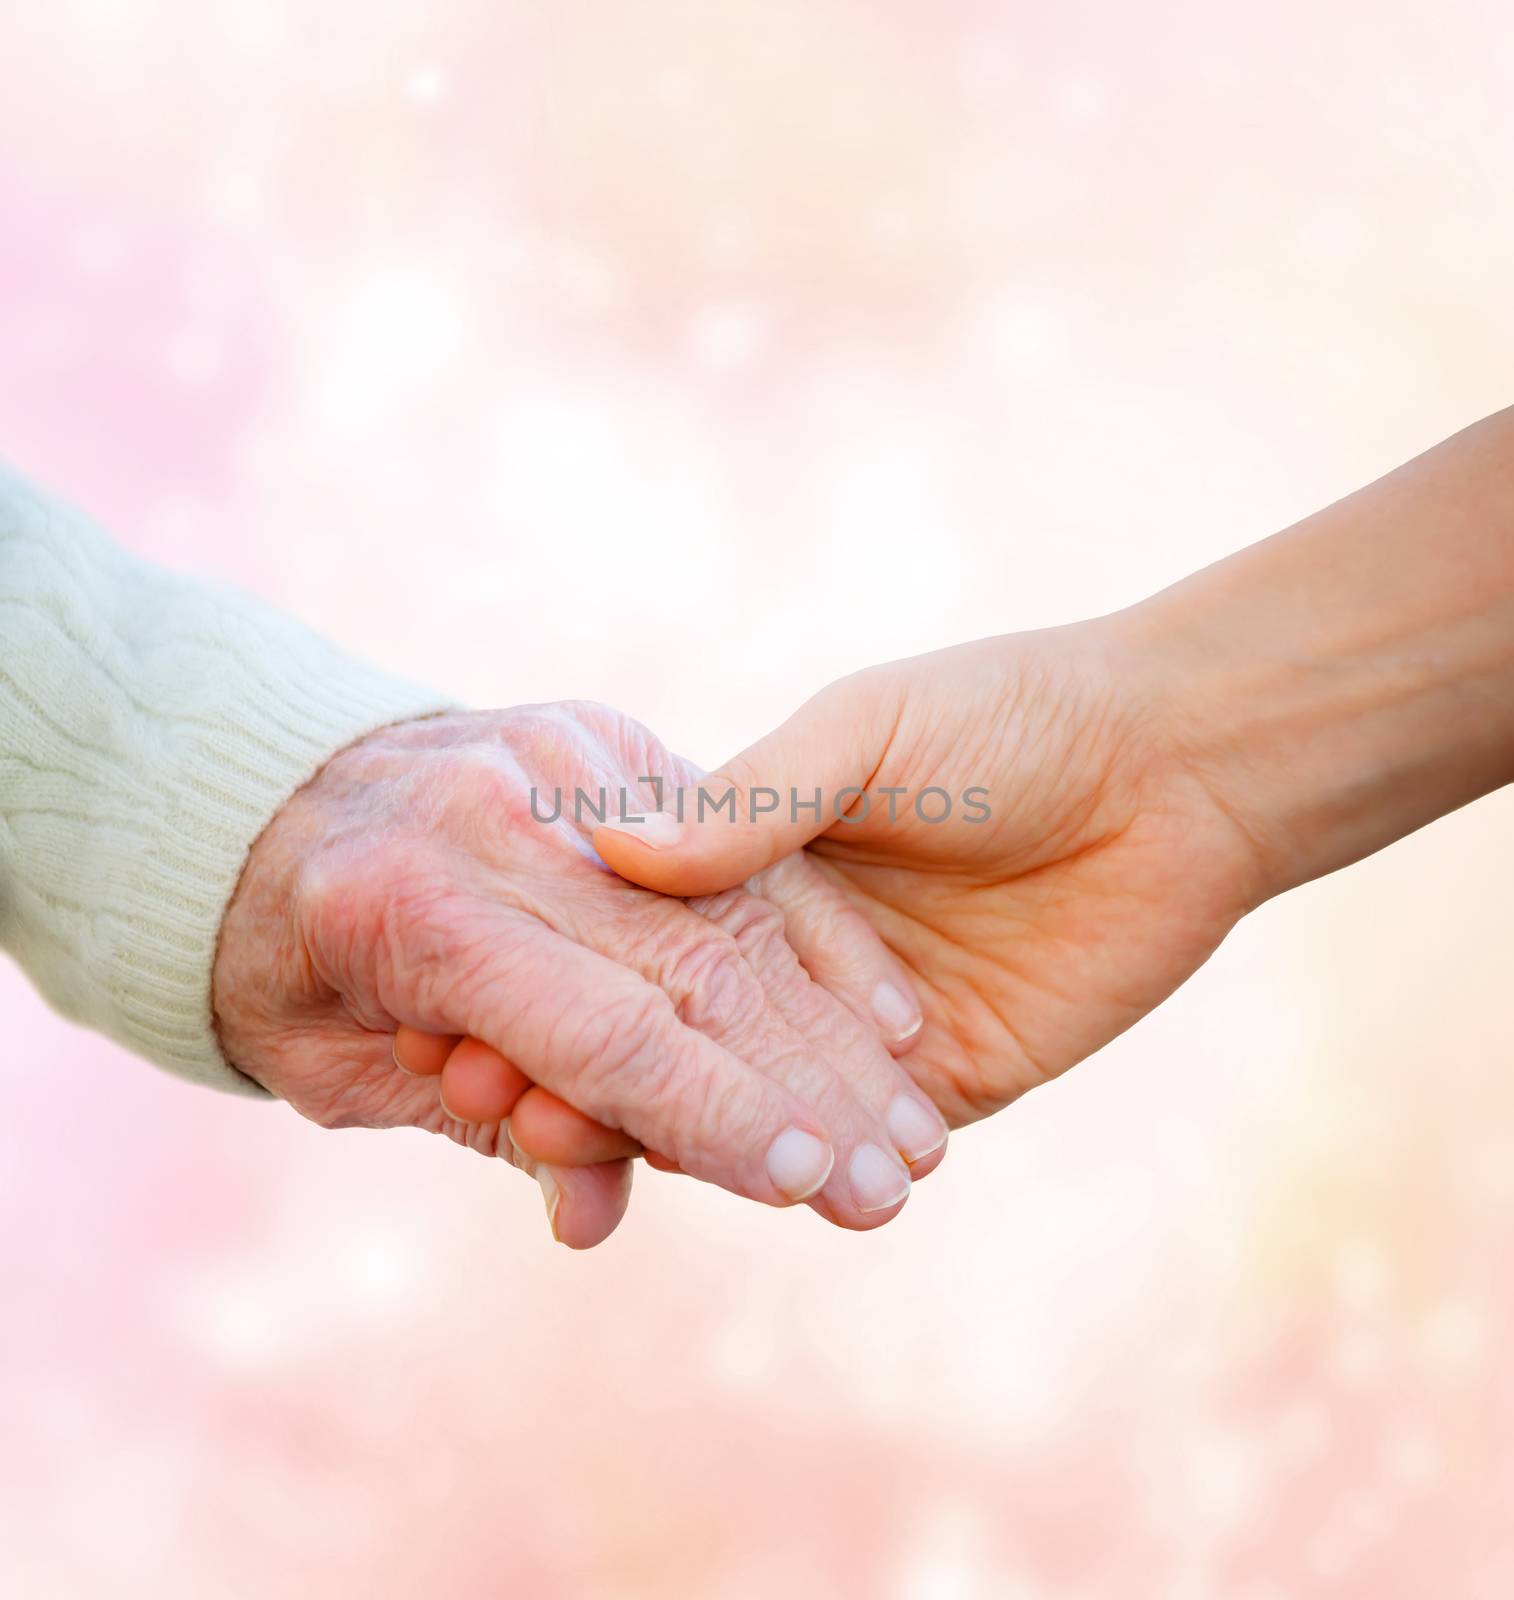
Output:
left=593, top=668, right=900, bottom=897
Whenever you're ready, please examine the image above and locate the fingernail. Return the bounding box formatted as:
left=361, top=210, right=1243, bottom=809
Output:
left=765, top=1127, right=834, bottom=1202
left=871, top=982, right=922, bottom=1044
left=392, top=1037, right=415, bottom=1074
left=887, top=1095, right=948, bottom=1164
left=849, top=1144, right=911, bottom=1213
left=536, top=1167, right=563, bottom=1242
left=600, top=810, right=683, bottom=848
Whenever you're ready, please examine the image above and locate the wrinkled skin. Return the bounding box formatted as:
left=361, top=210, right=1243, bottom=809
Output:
left=212, top=704, right=941, bottom=1246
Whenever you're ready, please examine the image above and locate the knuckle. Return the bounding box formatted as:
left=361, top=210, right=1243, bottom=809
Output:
left=292, top=837, right=390, bottom=986
left=496, top=707, right=571, bottom=757
left=438, top=748, right=533, bottom=839
left=661, top=929, right=764, bottom=1035
left=545, top=980, right=759, bottom=1175
left=695, top=891, right=795, bottom=981
left=304, top=832, right=509, bottom=1024
left=499, top=701, right=617, bottom=769
left=713, top=754, right=759, bottom=813
left=552, top=697, right=620, bottom=731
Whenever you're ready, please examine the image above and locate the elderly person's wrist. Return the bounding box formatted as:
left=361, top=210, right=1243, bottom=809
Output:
left=0, top=465, right=453, bottom=1094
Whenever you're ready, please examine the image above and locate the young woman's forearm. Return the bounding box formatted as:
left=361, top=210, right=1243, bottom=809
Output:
left=1126, top=406, right=1514, bottom=901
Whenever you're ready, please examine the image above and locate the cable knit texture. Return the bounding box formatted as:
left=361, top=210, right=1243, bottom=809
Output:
left=0, top=467, right=454, bottom=1094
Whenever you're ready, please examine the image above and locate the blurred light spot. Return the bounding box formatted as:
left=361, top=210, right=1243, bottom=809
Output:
left=1051, top=71, right=1112, bottom=125
left=1331, top=1330, right=1391, bottom=1388
left=1385, top=1428, right=1442, bottom=1487
left=407, top=64, right=448, bottom=105
left=1188, top=1434, right=1262, bottom=1532
left=224, top=0, right=287, bottom=55
left=555, top=246, right=622, bottom=315
left=975, top=295, right=1062, bottom=374
left=345, top=1235, right=417, bottom=1306
left=685, top=300, right=771, bottom=371
left=700, top=205, right=758, bottom=269
left=896, top=1503, right=994, bottom=1600
left=870, top=205, right=916, bottom=255
left=476, top=368, right=724, bottom=617
left=306, top=263, right=466, bottom=427
left=73, top=0, right=134, bottom=32
left=1334, top=1238, right=1390, bottom=1311
left=955, top=35, right=1012, bottom=91
left=189, top=1276, right=286, bottom=1367
left=1421, top=1299, right=1488, bottom=1375
left=358, top=266, right=463, bottom=373
left=204, top=168, right=267, bottom=232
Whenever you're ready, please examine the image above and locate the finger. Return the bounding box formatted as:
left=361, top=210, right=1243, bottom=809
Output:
left=552, top=1160, right=634, bottom=1249
left=392, top=1023, right=460, bottom=1076
left=443, top=914, right=839, bottom=1210
left=622, top=891, right=918, bottom=1228
left=368, top=1036, right=627, bottom=1248
left=420, top=1028, right=636, bottom=1163
left=379, top=1033, right=635, bottom=1246
left=643, top=1149, right=686, bottom=1174
left=751, top=852, right=924, bottom=1055
left=695, top=884, right=947, bottom=1194
left=505, top=1135, right=635, bottom=1251
left=592, top=669, right=901, bottom=897
left=509, top=1084, right=643, bottom=1164
left=438, top=1036, right=533, bottom=1124
left=430, top=1047, right=634, bottom=1246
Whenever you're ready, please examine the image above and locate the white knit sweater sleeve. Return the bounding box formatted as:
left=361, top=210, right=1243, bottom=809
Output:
left=0, top=467, right=455, bottom=1095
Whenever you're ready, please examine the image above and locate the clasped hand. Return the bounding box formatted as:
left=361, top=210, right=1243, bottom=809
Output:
left=214, top=620, right=1263, bottom=1248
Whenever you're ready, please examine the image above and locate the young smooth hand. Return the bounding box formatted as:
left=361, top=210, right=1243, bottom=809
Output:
left=451, top=409, right=1514, bottom=1232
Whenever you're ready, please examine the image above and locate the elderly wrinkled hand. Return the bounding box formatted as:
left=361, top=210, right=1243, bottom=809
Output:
left=211, top=701, right=947, bottom=1247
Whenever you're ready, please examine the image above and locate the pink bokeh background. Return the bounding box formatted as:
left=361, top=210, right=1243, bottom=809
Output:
left=3, top=3, right=1514, bottom=1594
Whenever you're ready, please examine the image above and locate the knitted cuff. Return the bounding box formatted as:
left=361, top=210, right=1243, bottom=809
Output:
left=104, top=615, right=454, bottom=1093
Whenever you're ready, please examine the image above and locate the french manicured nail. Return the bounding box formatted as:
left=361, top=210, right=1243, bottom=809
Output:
left=887, top=1095, right=948, bottom=1164
left=766, top=1127, right=834, bottom=1202
left=849, top=1143, right=912, bottom=1213
left=536, top=1166, right=563, bottom=1242
left=871, top=982, right=922, bottom=1044
left=601, top=810, right=683, bottom=848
